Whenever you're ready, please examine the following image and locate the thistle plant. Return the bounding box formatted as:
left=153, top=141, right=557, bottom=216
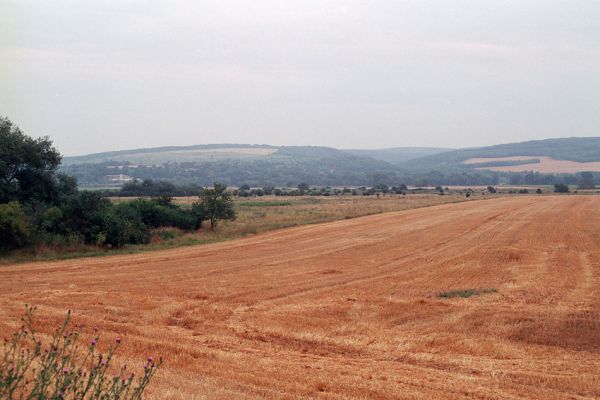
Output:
left=0, top=305, right=161, bottom=399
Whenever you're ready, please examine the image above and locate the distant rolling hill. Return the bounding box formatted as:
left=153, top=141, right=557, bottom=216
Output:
left=62, top=145, right=401, bottom=187
left=344, top=147, right=452, bottom=165
left=400, top=137, right=600, bottom=174
left=62, top=137, right=600, bottom=188
left=62, top=144, right=280, bottom=165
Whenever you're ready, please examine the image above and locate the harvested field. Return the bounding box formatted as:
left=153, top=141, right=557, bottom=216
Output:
left=464, top=155, right=600, bottom=173
left=1, top=196, right=599, bottom=399
left=3, top=194, right=474, bottom=264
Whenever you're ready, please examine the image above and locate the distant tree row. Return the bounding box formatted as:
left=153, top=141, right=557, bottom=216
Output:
left=117, top=179, right=203, bottom=197
left=63, top=159, right=599, bottom=188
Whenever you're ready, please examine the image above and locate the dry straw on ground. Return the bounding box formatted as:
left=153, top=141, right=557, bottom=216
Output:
left=1, top=196, right=598, bottom=399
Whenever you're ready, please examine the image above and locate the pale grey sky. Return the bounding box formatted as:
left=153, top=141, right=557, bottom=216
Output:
left=1, top=0, right=599, bottom=156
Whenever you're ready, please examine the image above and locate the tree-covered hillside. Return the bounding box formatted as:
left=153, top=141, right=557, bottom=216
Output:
left=61, top=137, right=600, bottom=188
left=345, top=147, right=451, bottom=165
left=62, top=146, right=401, bottom=187
left=401, top=137, right=600, bottom=172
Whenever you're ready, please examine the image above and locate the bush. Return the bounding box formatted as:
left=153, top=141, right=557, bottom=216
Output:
left=99, top=208, right=150, bottom=247
left=116, top=199, right=198, bottom=231
left=0, top=305, right=161, bottom=399
left=34, top=206, right=64, bottom=234
left=0, top=202, right=30, bottom=250
left=58, top=191, right=112, bottom=244
left=554, top=183, right=569, bottom=193
left=438, top=288, right=497, bottom=298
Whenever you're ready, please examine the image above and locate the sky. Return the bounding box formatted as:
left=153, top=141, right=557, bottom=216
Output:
left=1, top=0, right=599, bottom=156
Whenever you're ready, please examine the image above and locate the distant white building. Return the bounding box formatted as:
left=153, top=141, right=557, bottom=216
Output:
left=105, top=174, right=134, bottom=183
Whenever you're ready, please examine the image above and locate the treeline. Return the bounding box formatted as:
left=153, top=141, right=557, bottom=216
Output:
left=106, top=175, right=593, bottom=200
left=233, top=183, right=410, bottom=197
left=399, top=169, right=598, bottom=187
left=0, top=117, right=235, bottom=252
left=116, top=179, right=203, bottom=197
left=63, top=159, right=599, bottom=188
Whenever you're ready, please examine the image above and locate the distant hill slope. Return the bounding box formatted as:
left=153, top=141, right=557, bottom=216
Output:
left=61, top=137, right=600, bottom=188
left=62, top=145, right=400, bottom=187
left=62, top=144, right=279, bottom=165
left=401, top=137, right=600, bottom=173
left=344, top=147, right=452, bottom=165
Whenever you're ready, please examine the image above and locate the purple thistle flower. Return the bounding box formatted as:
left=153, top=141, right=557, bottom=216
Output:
left=115, top=336, right=121, bottom=344
left=90, top=339, right=97, bottom=346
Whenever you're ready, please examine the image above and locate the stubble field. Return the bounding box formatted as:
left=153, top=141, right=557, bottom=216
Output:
left=1, top=195, right=599, bottom=399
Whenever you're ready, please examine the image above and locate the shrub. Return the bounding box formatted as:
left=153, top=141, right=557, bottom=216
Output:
left=34, top=206, right=64, bottom=234
left=554, top=183, right=569, bottom=193
left=487, top=186, right=497, bottom=193
left=0, top=202, right=30, bottom=250
left=157, top=229, right=180, bottom=241
left=58, top=191, right=112, bottom=244
left=0, top=305, right=161, bottom=399
left=99, top=209, right=150, bottom=247
left=116, top=199, right=197, bottom=231
left=438, top=288, right=497, bottom=298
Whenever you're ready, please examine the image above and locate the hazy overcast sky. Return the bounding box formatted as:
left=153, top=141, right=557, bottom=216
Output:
left=1, top=1, right=599, bottom=155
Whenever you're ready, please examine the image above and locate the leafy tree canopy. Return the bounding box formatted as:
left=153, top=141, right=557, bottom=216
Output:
left=0, top=117, right=66, bottom=205
left=192, top=182, right=236, bottom=229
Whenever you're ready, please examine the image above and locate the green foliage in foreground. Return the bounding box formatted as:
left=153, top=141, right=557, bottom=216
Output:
left=0, top=305, right=161, bottom=399
left=0, top=202, right=30, bottom=250
left=0, top=117, right=245, bottom=253
left=438, top=288, right=497, bottom=299
left=27, top=193, right=199, bottom=249
left=0, top=117, right=63, bottom=206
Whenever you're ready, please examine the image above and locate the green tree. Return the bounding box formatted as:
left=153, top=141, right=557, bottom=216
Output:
left=297, top=182, right=309, bottom=192
left=0, top=117, right=62, bottom=206
left=577, top=171, right=595, bottom=189
left=192, top=182, right=236, bottom=229
left=0, top=201, right=30, bottom=250
left=373, top=183, right=390, bottom=193
left=554, top=183, right=569, bottom=193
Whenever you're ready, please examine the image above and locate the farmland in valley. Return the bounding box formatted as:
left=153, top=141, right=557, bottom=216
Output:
left=1, top=196, right=599, bottom=399
left=464, top=156, right=600, bottom=173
